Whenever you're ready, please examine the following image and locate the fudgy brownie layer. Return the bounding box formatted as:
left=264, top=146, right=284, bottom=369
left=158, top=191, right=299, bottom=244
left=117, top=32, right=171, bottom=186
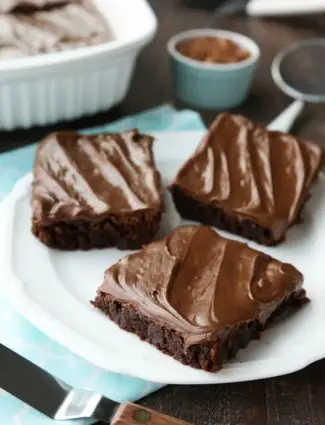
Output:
left=170, top=113, right=323, bottom=247
left=170, top=186, right=309, bottom=246
left=32, top=129, right=163, bottom=251
left=32, top=210, right=161, bottom=251
left=93, top=290, right=308, bottom=372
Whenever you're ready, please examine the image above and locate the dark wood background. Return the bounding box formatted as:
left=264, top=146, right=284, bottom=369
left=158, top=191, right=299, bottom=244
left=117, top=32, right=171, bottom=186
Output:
left=2, top=1, right=325, bottom=424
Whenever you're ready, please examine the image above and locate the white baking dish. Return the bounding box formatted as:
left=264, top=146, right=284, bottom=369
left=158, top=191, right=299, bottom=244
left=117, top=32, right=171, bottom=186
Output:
left=0, top=0, right=157, bottom=130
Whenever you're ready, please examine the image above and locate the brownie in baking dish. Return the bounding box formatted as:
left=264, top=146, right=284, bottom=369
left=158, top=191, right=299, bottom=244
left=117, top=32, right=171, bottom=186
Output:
left=93, top=225, right=307, bottom=372
left=0, top=1, right=110, bottom=60
left=31, top=129, right=163, bottom=250
left=169, top=113, right=323, bottom=246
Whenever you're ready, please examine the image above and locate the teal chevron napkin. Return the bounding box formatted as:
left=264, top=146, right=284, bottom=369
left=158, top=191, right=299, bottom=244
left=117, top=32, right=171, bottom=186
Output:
left=0, top=104, right=205, bottom=425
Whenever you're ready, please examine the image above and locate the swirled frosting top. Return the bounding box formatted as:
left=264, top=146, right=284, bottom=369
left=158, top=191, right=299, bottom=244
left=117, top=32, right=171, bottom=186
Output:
left=0, top=1, right=110, bottom=59
left=0, top=1, right=75, bottom=13
left=98, top=225, right=303, bottom=347
left=32, top=130, right=162, bottom=224
left=171, top=113, right=322, bottom=241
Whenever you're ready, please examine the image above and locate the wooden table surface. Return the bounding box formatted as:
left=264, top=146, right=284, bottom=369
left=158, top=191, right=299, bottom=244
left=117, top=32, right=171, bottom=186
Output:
left=2, top=1, right=325, bottom=424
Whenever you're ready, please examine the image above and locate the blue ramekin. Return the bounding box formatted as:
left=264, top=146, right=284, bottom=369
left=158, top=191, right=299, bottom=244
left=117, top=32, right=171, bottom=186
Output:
left=167, top=29, right=260, bottom=110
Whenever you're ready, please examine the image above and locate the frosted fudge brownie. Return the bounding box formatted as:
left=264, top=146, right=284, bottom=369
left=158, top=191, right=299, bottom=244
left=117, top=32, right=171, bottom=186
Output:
left=169, top=113, right=323, bottom=246
left=0, top=0, right=110, bottom=59
left=93, top=225, right=307, bottom=372
left=0, top=1, right=75, bottom=13
left=31, top=129, right=163, bottom=250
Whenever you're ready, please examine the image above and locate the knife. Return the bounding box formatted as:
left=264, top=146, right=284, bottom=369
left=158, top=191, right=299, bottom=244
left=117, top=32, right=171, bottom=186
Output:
left=0, top=343, right=192, bottom=424
left=214, top=0, right=325, bottom=16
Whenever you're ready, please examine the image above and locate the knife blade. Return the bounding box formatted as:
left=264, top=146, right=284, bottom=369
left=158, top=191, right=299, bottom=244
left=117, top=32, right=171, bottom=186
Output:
left=0, top=343, right=192, bottom=424
left=215, top=0, right=325, bottom=16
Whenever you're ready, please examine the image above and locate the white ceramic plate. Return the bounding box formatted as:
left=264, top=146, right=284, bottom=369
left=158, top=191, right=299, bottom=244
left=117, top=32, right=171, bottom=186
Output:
left=2, top=130, right=325, bottom=385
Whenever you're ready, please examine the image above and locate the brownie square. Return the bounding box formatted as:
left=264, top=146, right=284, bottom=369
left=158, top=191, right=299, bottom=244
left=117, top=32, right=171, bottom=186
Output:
left=31, top=129, right=163, bottom=250
left=93, top=225, right=307, bottom=372
left=169, top=113, right=323, bottom=246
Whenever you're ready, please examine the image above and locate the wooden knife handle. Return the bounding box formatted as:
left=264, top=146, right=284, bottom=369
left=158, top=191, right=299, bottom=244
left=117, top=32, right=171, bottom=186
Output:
left=111, top=402, right=193, bottom=425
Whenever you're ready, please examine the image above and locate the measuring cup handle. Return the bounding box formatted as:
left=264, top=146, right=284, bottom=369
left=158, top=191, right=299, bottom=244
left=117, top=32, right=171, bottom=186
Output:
left=267, top=100, right=305, bottom=132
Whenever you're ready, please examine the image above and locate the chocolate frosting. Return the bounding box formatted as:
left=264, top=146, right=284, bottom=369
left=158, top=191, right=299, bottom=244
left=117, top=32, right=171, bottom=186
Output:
left=32, top=130, right=162, bottom=225
left=171, top=113, right=322, bottom=241
left=99, top=225, right=303, bottom=347
left=0, top=1, right=110, bottom=59
left=0, top=1, right=74, bottom=13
